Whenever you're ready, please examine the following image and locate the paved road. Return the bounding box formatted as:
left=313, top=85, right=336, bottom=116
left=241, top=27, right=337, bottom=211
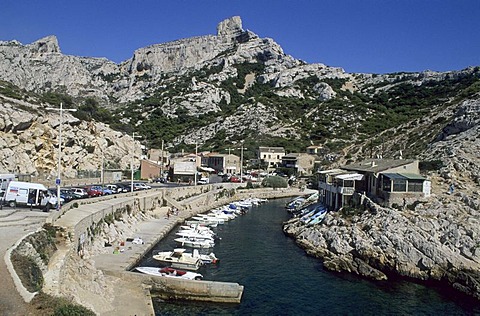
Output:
left=0, top=208, right=49, bottom=315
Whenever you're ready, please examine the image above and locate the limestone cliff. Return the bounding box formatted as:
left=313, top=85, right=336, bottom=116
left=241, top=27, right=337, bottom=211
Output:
left=0, top=91, right=140, bottom=180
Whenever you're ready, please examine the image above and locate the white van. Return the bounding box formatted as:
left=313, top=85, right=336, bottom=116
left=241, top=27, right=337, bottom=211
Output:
left=0, top=173, right=16, bottom=192
left=3, top=181, right=58, bottom=211
left=197, top=177, right=210, bottom=185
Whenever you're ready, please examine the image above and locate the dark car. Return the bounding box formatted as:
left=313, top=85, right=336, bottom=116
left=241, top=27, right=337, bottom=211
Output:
left=115, top=183, right=131, bottom=193
left=60, top=189, right=77, bottom=202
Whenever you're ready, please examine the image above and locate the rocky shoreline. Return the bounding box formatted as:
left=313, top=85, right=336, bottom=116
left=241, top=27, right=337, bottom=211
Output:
left=283, top=192, right=480, bottom=300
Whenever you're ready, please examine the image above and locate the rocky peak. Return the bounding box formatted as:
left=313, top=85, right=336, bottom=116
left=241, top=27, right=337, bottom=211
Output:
left=217, top=16, right=244, bottom=41
left=28, top=35, right=60, bottom=54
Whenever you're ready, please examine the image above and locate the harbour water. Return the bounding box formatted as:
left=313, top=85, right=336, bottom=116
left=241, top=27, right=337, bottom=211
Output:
left=139, top=198, right=480, bottom=315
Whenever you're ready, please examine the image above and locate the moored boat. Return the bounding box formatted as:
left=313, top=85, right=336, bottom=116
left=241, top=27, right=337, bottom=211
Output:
left=153, top=248, right=203, bottom=270
left=135, top=266, right=203, bottom=280
left=174, top=237, right=215, bottom=249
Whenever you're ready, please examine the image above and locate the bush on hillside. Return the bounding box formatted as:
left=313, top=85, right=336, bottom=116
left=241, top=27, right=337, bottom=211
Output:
left=261, top=176, right=288, bottom=189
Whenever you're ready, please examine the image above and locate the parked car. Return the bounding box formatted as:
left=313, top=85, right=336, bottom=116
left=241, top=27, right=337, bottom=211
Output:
left=60, top=189, right=77, bottom=203
left=70, top=188, right=88, bottom=199
left=197, top=177, right=209, bottom=185
left=100, top=187, right=114, bottom=195
left=154, top=177, right=167, bottom=183
left=230, top=176, right=241, bottom=183
left=115, top=183, right=130, bottom=193
left=133, top=182, right=151, bottom=190
left=106, top=184, right=123, bottom=194
left=84, top=185, right=103, bottom=197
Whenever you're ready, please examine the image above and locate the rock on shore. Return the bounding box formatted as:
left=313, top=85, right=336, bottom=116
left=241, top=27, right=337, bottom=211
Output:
left=283, top=193, right=480, bottom=300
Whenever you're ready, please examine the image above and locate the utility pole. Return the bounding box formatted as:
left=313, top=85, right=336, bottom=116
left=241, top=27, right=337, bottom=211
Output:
left=160, top=139, right=164, bottom=178
left=131, top=132, right=141, bottom=192
left=45, top=103, right=77, bottom=211
left=194, top=142, right=198, bottom=186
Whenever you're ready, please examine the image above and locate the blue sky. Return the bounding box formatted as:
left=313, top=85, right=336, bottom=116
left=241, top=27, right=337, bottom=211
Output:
left=1, top=0, right=479, bottom=74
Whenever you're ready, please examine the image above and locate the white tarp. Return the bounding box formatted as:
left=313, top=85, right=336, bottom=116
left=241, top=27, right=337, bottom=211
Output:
left=335, top=173, right=364, bottom=181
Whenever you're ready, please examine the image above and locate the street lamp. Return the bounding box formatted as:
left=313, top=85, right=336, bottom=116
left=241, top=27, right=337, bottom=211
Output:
left=45, top=103, right=77, bottom=210
left=131, top=132, right=142, bottom=192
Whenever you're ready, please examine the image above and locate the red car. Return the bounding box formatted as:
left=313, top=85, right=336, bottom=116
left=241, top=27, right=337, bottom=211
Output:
left=230, top=176, right=241, bottom=183
left=84, top=185, right=103, bottom=197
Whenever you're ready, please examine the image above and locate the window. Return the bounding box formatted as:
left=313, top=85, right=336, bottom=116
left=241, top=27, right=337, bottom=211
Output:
left=408, top=180, right=423, bottom=192
left=392, top=179, right=407, bottom=192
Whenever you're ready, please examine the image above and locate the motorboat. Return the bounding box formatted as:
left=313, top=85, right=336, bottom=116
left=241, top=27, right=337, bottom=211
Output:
left=174, top=237, right=215, bottom=249
left=135, top=266, right=203, bottom=280
left=153, top=248, right=203, bottom=270
left=184, top=219, right=219, bottom=227
left=192, top=249, right=219, bottom=264
left=191, top=214, right=225, bottom=225
left=175, top=230, right=217, bottom=241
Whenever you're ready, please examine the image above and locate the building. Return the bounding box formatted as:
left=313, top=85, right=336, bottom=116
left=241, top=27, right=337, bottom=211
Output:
left=281, top=153, right=316, bottom=176
left=306, top=145, right=324, bottom=155
left=148, top=149, right=170, bottom=169
left=202, top=153, right=240, bottom=174
left=257, top=147, right=285, bottom=171
left=140, top=159, right=161, bottom=180
left=318, top=159, right=431, bottom=211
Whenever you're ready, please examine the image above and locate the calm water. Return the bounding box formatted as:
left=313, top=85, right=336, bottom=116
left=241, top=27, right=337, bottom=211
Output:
left=138, top=198, right=480, bottom=315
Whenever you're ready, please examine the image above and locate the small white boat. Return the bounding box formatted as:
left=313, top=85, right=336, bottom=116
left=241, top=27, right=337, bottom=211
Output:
left=135, top=266, right=203, bottom=280
left=184, top=219, right=219, bottom=227
left=192, top=249, right=219, bottom=264
left=175, top=230, right=217, bottom=241
left=153, top=248, right=203, bottom=270
left=174, top=237, right=215, bottom=248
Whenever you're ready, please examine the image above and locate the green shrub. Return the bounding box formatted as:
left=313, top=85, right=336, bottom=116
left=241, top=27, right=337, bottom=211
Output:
left=261, top=176, right=288, bottom=188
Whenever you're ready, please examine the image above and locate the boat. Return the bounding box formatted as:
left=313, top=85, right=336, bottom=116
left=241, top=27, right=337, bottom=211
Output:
left=184, top=219, right=218, bottom=227
left=153, top=248, right=203, bottom=270
left=306, top=208, right=327, bottom=225
left=174, top=237, right=215, bottom=248
left=135, top=266, right=203, bottom=280
left=307, top=210, right=327, bottom=226
left=175, top=230, right=218, bottom=241
left=192, top=249, right=219, bottom=264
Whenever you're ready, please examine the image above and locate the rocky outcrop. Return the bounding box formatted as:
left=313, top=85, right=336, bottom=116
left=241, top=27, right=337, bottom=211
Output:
left=0, top=95, right=140, bottom=179
left=283, top=193, right=480, bottom=299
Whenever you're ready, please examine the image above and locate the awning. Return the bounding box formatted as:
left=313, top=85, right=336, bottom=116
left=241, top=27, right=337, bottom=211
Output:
left=199, top=166, right=216, bottom=172
left=335, top=173, right=364, bottom=181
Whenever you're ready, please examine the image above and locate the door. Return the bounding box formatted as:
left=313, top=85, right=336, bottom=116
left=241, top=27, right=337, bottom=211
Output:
left=16, top=188, right=29, bottom=204
left=27, top=189, right=38, bottom=206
